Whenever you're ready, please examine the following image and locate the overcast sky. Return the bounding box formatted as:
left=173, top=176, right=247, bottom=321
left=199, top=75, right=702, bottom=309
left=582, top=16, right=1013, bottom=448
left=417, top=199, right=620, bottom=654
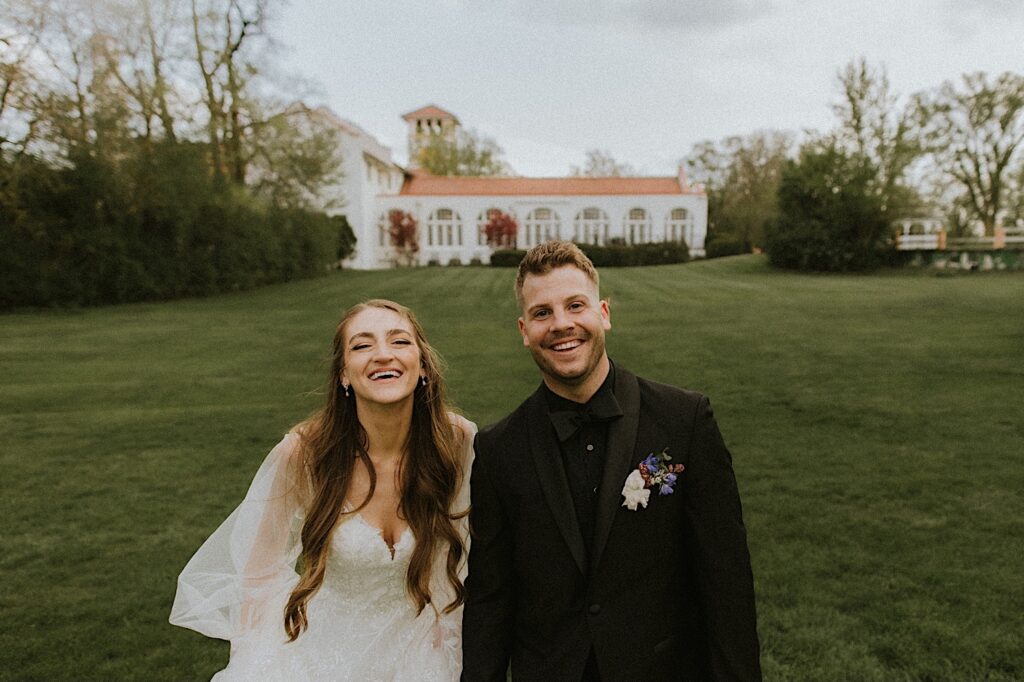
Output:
left=274, top=0, right=1024, bottom=177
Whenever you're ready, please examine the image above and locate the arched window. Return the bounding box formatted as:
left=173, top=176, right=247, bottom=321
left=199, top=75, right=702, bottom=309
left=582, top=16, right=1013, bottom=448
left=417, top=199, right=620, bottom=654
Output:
left=523, top=207, right=561, bottom=248
left=574, top=207, right=609, bottom=245
left=665, top=207, right=693, bottom=245
left=624, top=207, right=651, bottom=245
left=426, top=208, right=462, bottom=247
left=477, top=207, right=505, bottom=246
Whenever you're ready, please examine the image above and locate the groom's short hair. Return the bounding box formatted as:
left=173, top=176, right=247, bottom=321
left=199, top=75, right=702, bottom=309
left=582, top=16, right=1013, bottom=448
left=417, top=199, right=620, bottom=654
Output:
left=515, top=240, right=600, bottom=308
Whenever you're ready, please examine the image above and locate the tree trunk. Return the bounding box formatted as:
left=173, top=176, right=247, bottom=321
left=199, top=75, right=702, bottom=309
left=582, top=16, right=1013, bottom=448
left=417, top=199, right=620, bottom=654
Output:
left=144, top=0, right=176, bottom=143
left=192, top=0, right=224, bottom=183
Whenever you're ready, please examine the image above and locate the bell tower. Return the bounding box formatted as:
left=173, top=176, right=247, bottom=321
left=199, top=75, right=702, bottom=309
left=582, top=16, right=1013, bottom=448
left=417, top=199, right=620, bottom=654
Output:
left=401, top=104, right=460, bottom=168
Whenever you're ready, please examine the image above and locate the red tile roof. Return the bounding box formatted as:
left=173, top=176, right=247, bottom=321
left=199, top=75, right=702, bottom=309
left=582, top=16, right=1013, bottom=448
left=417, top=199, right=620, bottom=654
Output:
left=398, top=173, right=694, bottom=196
left=401, top=105, right=459, bottom=122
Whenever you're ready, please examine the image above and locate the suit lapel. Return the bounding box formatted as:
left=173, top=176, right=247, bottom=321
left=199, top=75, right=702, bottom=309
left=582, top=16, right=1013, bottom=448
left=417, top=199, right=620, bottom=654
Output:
left=526, top=388, right=588, bottom=576
left=591, top=365, right=640, bottom=572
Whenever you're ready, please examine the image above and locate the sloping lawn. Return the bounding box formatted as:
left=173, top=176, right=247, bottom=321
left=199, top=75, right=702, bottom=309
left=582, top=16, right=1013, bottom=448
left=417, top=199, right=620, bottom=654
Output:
left=2, top=256, right=1021, bottom=680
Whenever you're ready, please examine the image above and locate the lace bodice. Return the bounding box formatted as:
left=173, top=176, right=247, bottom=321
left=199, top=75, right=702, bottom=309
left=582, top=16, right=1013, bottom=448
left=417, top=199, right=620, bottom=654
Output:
left=317, top=514, right=415, bottom=615
left=268, top=516, right=454, bottom=682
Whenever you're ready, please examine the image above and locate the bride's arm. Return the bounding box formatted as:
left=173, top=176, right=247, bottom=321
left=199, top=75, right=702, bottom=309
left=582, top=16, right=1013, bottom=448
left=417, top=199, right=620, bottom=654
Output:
left=169, top=433, right=306, bottom=641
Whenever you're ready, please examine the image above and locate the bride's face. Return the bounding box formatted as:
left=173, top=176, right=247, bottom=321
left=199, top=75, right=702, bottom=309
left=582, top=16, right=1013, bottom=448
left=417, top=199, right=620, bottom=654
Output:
left=340, top=307, right=423, bottom=408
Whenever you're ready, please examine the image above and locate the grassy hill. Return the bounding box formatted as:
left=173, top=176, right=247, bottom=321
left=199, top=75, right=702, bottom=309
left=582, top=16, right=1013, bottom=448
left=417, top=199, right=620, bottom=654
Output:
left=2, top=256, right=1021, bottom=680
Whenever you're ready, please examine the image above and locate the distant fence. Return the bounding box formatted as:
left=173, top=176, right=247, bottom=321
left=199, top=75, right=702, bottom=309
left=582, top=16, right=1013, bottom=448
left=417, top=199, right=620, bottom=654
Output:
left=897, top=227, right=1024, bottom=252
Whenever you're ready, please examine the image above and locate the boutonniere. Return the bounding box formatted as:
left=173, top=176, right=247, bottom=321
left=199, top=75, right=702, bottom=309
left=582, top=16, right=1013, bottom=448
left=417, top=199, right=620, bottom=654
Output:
left=621, top=448, right=685, bottom=511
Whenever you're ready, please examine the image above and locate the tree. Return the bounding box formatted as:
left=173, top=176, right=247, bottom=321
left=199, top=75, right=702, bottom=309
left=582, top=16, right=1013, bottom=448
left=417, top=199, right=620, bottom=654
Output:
left=415, top=127, right=511, bottom=176
left=190, top=0, right=266, bottom=185
left=0, top=0, right=349, bottom=307
left=831, top=58, right=923, bottom=219
left=83, top=0, right=181, bottom=144
left=569, top=149, right=635, bottom=177
left=332, top=214, right=356, bottom=263
left=246, top=103, right=342, bottom=209
left=0, top=0, right=340, bottom=206
left=0, top=0, right=49, bottom=158
left=685, top=131, right=792, bottom=255
left=916, top=71, right=1024, bottom=235
left=483, top=209, right=517, bottom=248
left=1010, top=164, right=1024, bottom=226
left=387, top=209, right=419, bottom=266
left=766, top=142, right=892, bottom=271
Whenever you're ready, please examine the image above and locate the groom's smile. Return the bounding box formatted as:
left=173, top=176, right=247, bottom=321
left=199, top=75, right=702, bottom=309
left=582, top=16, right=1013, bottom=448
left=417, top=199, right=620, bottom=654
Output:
left=550, top=337, right=584, bottom=352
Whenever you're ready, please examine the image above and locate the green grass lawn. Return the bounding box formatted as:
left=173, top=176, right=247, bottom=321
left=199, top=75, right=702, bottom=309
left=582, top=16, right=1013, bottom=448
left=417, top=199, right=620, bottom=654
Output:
left=2, top=256, right=1022, bottom=681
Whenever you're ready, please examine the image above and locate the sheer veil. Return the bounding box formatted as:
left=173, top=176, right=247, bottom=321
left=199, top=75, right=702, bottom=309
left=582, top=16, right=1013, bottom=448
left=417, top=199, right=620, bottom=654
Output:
left=170, top=432, right=306, bottom=642
left=170, top=414, right=475, bottom=650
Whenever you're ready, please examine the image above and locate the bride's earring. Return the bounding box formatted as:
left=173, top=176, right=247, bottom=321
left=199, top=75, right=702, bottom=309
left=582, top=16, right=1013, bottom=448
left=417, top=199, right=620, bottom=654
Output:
left=420, top=375, right=427, bottom=387
left=342, top=382, right=351, bottom=398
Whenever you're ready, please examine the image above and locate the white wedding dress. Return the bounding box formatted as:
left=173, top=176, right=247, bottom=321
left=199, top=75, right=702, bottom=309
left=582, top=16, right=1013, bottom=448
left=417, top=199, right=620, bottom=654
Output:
left=170, top=415, right=475, bottom=681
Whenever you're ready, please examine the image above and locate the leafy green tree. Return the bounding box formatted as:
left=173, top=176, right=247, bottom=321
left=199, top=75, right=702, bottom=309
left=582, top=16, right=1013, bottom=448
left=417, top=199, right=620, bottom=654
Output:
left=0, top=0, right=48, bottom=158
left=766, top=142, right=892, bottom=271
left=685, top=131, right=792, bottom=255
left=569, top=149, right=635, bottom=177
left=916, top=71, right=1024, bottom=235
left=246, top=104, right=342, bottom=209
left=0, top=0, right=349, bottom=307
left=416, top=128, right=511, bottom=176
left=832, top=58, right=923, bottom=219
left=334, top=215, right=356, bottom=261
left=1009, top=164, right=1024, bottom=226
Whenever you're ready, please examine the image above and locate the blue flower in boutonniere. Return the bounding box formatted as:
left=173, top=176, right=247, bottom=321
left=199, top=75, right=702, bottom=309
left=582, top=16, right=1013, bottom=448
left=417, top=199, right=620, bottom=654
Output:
left=621, top=448, right=685, bottom=510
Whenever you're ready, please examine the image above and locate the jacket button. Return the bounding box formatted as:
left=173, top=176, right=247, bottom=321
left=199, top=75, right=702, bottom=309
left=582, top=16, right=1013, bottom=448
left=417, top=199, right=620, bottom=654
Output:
left=588, top=604, right=601, bottom=615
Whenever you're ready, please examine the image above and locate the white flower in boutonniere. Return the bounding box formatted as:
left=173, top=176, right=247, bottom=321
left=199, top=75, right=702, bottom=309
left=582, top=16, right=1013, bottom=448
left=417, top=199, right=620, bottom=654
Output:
left=620, top=470, right=650, bottom=510
left=621, top=448, right=686, bottom=511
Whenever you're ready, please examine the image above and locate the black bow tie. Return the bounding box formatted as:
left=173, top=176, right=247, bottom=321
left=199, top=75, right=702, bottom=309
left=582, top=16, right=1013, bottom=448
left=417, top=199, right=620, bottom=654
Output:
left=549, top=392, right=622, bottom=442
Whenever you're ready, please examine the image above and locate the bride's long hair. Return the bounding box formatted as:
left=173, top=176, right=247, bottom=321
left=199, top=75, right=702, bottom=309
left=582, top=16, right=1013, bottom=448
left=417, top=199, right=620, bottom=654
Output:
left=283, top=299, right=466, bottom=641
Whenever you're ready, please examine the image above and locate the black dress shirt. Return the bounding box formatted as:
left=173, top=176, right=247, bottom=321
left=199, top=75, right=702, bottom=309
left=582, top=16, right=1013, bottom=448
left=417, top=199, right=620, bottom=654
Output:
left=543, top=367, right=623, bottom=554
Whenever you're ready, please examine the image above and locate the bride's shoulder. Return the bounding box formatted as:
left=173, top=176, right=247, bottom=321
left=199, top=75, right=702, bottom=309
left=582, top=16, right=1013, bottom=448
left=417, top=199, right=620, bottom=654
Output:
left=446, top=409, right=477, bottom=436
left=446, top=412, right=478, bottom=446
left=446, top=413, right=476, bottom=497
left=261, top=428, right=307, bottom=478
left=260, top=429, right=312, bottom=500
left=273, top=429, right=305, bottom=458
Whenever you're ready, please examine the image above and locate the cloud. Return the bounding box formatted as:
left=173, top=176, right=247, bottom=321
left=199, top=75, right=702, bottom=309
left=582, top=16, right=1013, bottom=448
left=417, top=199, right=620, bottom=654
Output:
left=935, top=0, right=1024, bottom=39
left=957, top=0, right=1021, bottom=12
left=940, top=0, right=1024, bottom=20
left=614, top=0, right=772, bottom=29
left=459, top=0, right=772, bottom=32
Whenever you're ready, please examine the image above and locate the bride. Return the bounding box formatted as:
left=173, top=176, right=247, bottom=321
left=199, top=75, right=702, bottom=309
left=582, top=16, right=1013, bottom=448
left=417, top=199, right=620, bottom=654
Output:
left=170, top=299, right=475, bottom=681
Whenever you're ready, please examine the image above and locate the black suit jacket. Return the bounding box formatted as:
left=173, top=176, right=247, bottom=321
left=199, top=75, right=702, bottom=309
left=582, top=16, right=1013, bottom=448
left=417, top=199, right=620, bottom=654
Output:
left=462, top=364, right=761, bottom=682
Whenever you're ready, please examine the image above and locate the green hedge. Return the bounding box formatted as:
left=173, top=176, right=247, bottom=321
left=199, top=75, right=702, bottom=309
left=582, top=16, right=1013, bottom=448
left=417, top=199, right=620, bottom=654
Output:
left=488, top=249, right=528, bottom=267
left=579, top=242, right=689, bottom=267
left=705, top=233, right=749, bottom=259
left=0, top=144, right=353, bottom=308
left=488, top=242, right=690, bottom=268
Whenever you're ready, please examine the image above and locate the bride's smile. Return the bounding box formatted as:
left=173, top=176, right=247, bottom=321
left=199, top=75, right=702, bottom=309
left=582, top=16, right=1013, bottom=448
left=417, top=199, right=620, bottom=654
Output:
left=342, top=307, right=423, bottom=409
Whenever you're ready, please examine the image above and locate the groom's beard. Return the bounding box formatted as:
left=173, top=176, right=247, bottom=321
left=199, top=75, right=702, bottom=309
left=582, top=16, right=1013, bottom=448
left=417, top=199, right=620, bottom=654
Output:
left=530, top=329, right=607, bottom=388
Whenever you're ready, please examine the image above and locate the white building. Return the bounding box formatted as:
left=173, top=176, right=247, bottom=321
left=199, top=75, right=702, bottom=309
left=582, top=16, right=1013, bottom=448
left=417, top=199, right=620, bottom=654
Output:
left=327, top=105, right=707, bottom=269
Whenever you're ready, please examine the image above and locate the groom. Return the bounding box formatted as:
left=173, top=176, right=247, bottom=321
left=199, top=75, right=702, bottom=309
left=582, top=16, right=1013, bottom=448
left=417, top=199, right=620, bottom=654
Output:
left=462, top=241, right=761, bottom=681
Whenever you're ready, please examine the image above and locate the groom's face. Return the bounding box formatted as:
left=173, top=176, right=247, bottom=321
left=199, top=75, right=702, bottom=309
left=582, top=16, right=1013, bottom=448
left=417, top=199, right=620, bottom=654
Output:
left=518, top=265, right=611, bottom=390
